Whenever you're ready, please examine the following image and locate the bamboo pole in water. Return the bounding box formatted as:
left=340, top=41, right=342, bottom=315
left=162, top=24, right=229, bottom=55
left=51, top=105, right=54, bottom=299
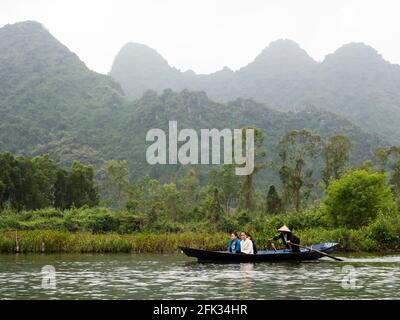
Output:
left=15, top=229, right=20, bottom=253
left=41, top=236, right=45, bottom=253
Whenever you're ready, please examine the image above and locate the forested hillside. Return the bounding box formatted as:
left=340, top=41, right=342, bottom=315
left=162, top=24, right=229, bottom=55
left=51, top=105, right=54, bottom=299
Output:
left=0, top=21, right=130, bottom=167
left=111, top=39, right=400, bottom=144
left=0, top=21, right=386, bottom=185
left=118, top=89, right=383, bottom=184
left=1, top=21, right=400, bottom=254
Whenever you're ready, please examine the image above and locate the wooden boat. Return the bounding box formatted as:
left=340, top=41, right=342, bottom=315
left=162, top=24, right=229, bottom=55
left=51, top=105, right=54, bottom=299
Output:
left=180, top=242, right=339, bottom=262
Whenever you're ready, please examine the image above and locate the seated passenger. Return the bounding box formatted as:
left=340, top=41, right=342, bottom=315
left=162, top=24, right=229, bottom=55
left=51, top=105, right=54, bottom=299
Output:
left=246, top=232, right=257, bottom=254
left=240, top=231, right=254, bottom=254
left=270, top=225, right=300, bottom=252
left=227, top=231, right=241, bottom=254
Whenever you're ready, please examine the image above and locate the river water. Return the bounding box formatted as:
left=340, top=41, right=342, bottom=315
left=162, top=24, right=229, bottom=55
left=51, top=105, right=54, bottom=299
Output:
left=0, top=253, right=399, bottom=299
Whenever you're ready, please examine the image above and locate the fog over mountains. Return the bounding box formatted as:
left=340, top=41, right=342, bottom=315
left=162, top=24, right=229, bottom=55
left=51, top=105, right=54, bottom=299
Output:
left=110, top=39, right=400, bottom=144
left=0, top=21, right=395, bottom=181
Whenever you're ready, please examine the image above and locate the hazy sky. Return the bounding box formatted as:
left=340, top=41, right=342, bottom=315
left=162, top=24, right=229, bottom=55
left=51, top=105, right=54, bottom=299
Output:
left=1, top=0, right=399, bottom=74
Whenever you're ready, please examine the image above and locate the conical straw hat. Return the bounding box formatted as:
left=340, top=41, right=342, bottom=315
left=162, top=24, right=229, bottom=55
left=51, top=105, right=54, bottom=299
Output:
left=278, top=225, right=291, bottom=232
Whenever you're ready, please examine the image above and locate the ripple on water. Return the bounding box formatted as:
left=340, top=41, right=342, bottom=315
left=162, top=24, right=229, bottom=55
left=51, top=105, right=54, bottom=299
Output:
left=0, top=253, right=400, bottom=299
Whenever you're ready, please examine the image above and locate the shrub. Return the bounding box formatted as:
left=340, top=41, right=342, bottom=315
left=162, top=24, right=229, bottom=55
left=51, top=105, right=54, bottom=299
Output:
left=215, top=215, right=240, bottom=233
left=367, top=211, right=400, bottom=245
left=325, top=170, right=394, bottom=228
left=113, top=211, right=146, bottom=233
left=285, top=207, right=331, bottom=230
left=237, top=211, right=251, bottom=226
left=152, top=220, right=185, bottom=233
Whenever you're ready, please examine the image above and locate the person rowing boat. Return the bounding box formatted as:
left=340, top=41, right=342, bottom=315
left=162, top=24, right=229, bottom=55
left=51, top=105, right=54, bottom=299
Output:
left=269, top=225, right=300, bottom=252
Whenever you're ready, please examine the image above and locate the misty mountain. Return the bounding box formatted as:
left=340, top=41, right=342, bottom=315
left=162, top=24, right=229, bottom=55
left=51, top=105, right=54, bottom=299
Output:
left=110, top=43, right=184, bottom=99
left=110, top=39, right=400, bottom=144
left=0, top=21, right=385, bottom=183
left=0, top=21, right=130, bottom=166
left=117, top=89, right=382, bottom=182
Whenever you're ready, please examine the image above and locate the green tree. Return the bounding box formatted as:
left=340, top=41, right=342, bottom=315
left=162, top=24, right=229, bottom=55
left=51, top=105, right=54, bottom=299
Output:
left=161, top=182, right=184, bottom=222
left=132, top=176, right=163, bottom=226
left=325, top=170, right=394, bottom=228
left=208, top=165, right=240, bottom=213
left=32, top=154, right=59, bottom=207
left=209, top=188, right=223, bottom=223
left=0, top=152, right=41, bottom=210
left=372, top=147, right=389, bottom=173
left=0, top=153, right=22, bottom=209
left=372, top=146, right=400, bottom=208
left=0, top=178, right=5, bottom=205
left=178, top=169, right=200, bottom=214
left=103, top=160, right=130, bottom=210
left=0, top=152, right=100, bottom=210
left=322, top=135, right=351, bottom=187
left=237, top=127, right=267, bottom=211
left=68, top=161, right=99, bottom=208
left=265, top=185, right=282, bottom=214
left=278, top=130, right=321, bottom=212
left=54, top=168, right=69, bottom=209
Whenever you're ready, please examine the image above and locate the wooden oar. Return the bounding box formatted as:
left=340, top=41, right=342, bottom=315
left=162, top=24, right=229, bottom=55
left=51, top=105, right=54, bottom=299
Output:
left=289, top=242, right=343, bottom=261
left=267, top=239, right=277, bottom=252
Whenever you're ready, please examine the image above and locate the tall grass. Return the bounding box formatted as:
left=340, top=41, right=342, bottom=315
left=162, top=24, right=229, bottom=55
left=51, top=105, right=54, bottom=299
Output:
left=0, top=230, right=228, bottom=254
left=1, top=205, right=400, bottom=253
left=1, top=228, right=399, bottom=254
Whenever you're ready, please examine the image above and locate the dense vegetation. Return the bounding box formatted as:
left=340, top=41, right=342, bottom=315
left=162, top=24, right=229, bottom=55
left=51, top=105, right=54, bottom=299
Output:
left=116, top=90, right=382, bottom=184
left=111, top=39, right=400, bottom=144
left=0, top=152, right=98, bottom=210
left=0, top=21, right=384, bottom=186
left=1, top=21, right=400, bottom=254
left=0, top=21, right=130, bottom=168
left=1, top=137, right=400, bottom=253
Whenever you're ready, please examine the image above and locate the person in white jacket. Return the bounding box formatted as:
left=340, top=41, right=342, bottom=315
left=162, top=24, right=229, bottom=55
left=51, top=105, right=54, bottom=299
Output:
left=240, top=232, right=254, bottom=254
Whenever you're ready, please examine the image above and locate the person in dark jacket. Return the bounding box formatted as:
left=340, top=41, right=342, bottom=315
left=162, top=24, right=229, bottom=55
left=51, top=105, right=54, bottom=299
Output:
left=227, top=231, right=241, bottom=254
left=246, top=232, right=257, bottom=254
left=270, top=225, right=300, bottom=252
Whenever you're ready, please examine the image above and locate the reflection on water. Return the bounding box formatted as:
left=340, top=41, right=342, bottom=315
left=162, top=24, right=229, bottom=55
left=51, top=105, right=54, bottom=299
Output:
left=239, top=263, right=254, bottom=299
left=0, top=253, right=399, bottom=299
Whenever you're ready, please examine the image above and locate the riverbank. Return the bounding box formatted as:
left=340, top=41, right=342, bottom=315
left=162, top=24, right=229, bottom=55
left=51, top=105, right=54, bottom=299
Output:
left=0, top=230, right=227, bottom=254
left=1, top=203, right=400, bottom=254
left=1, top=228, right=399, bottom=254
